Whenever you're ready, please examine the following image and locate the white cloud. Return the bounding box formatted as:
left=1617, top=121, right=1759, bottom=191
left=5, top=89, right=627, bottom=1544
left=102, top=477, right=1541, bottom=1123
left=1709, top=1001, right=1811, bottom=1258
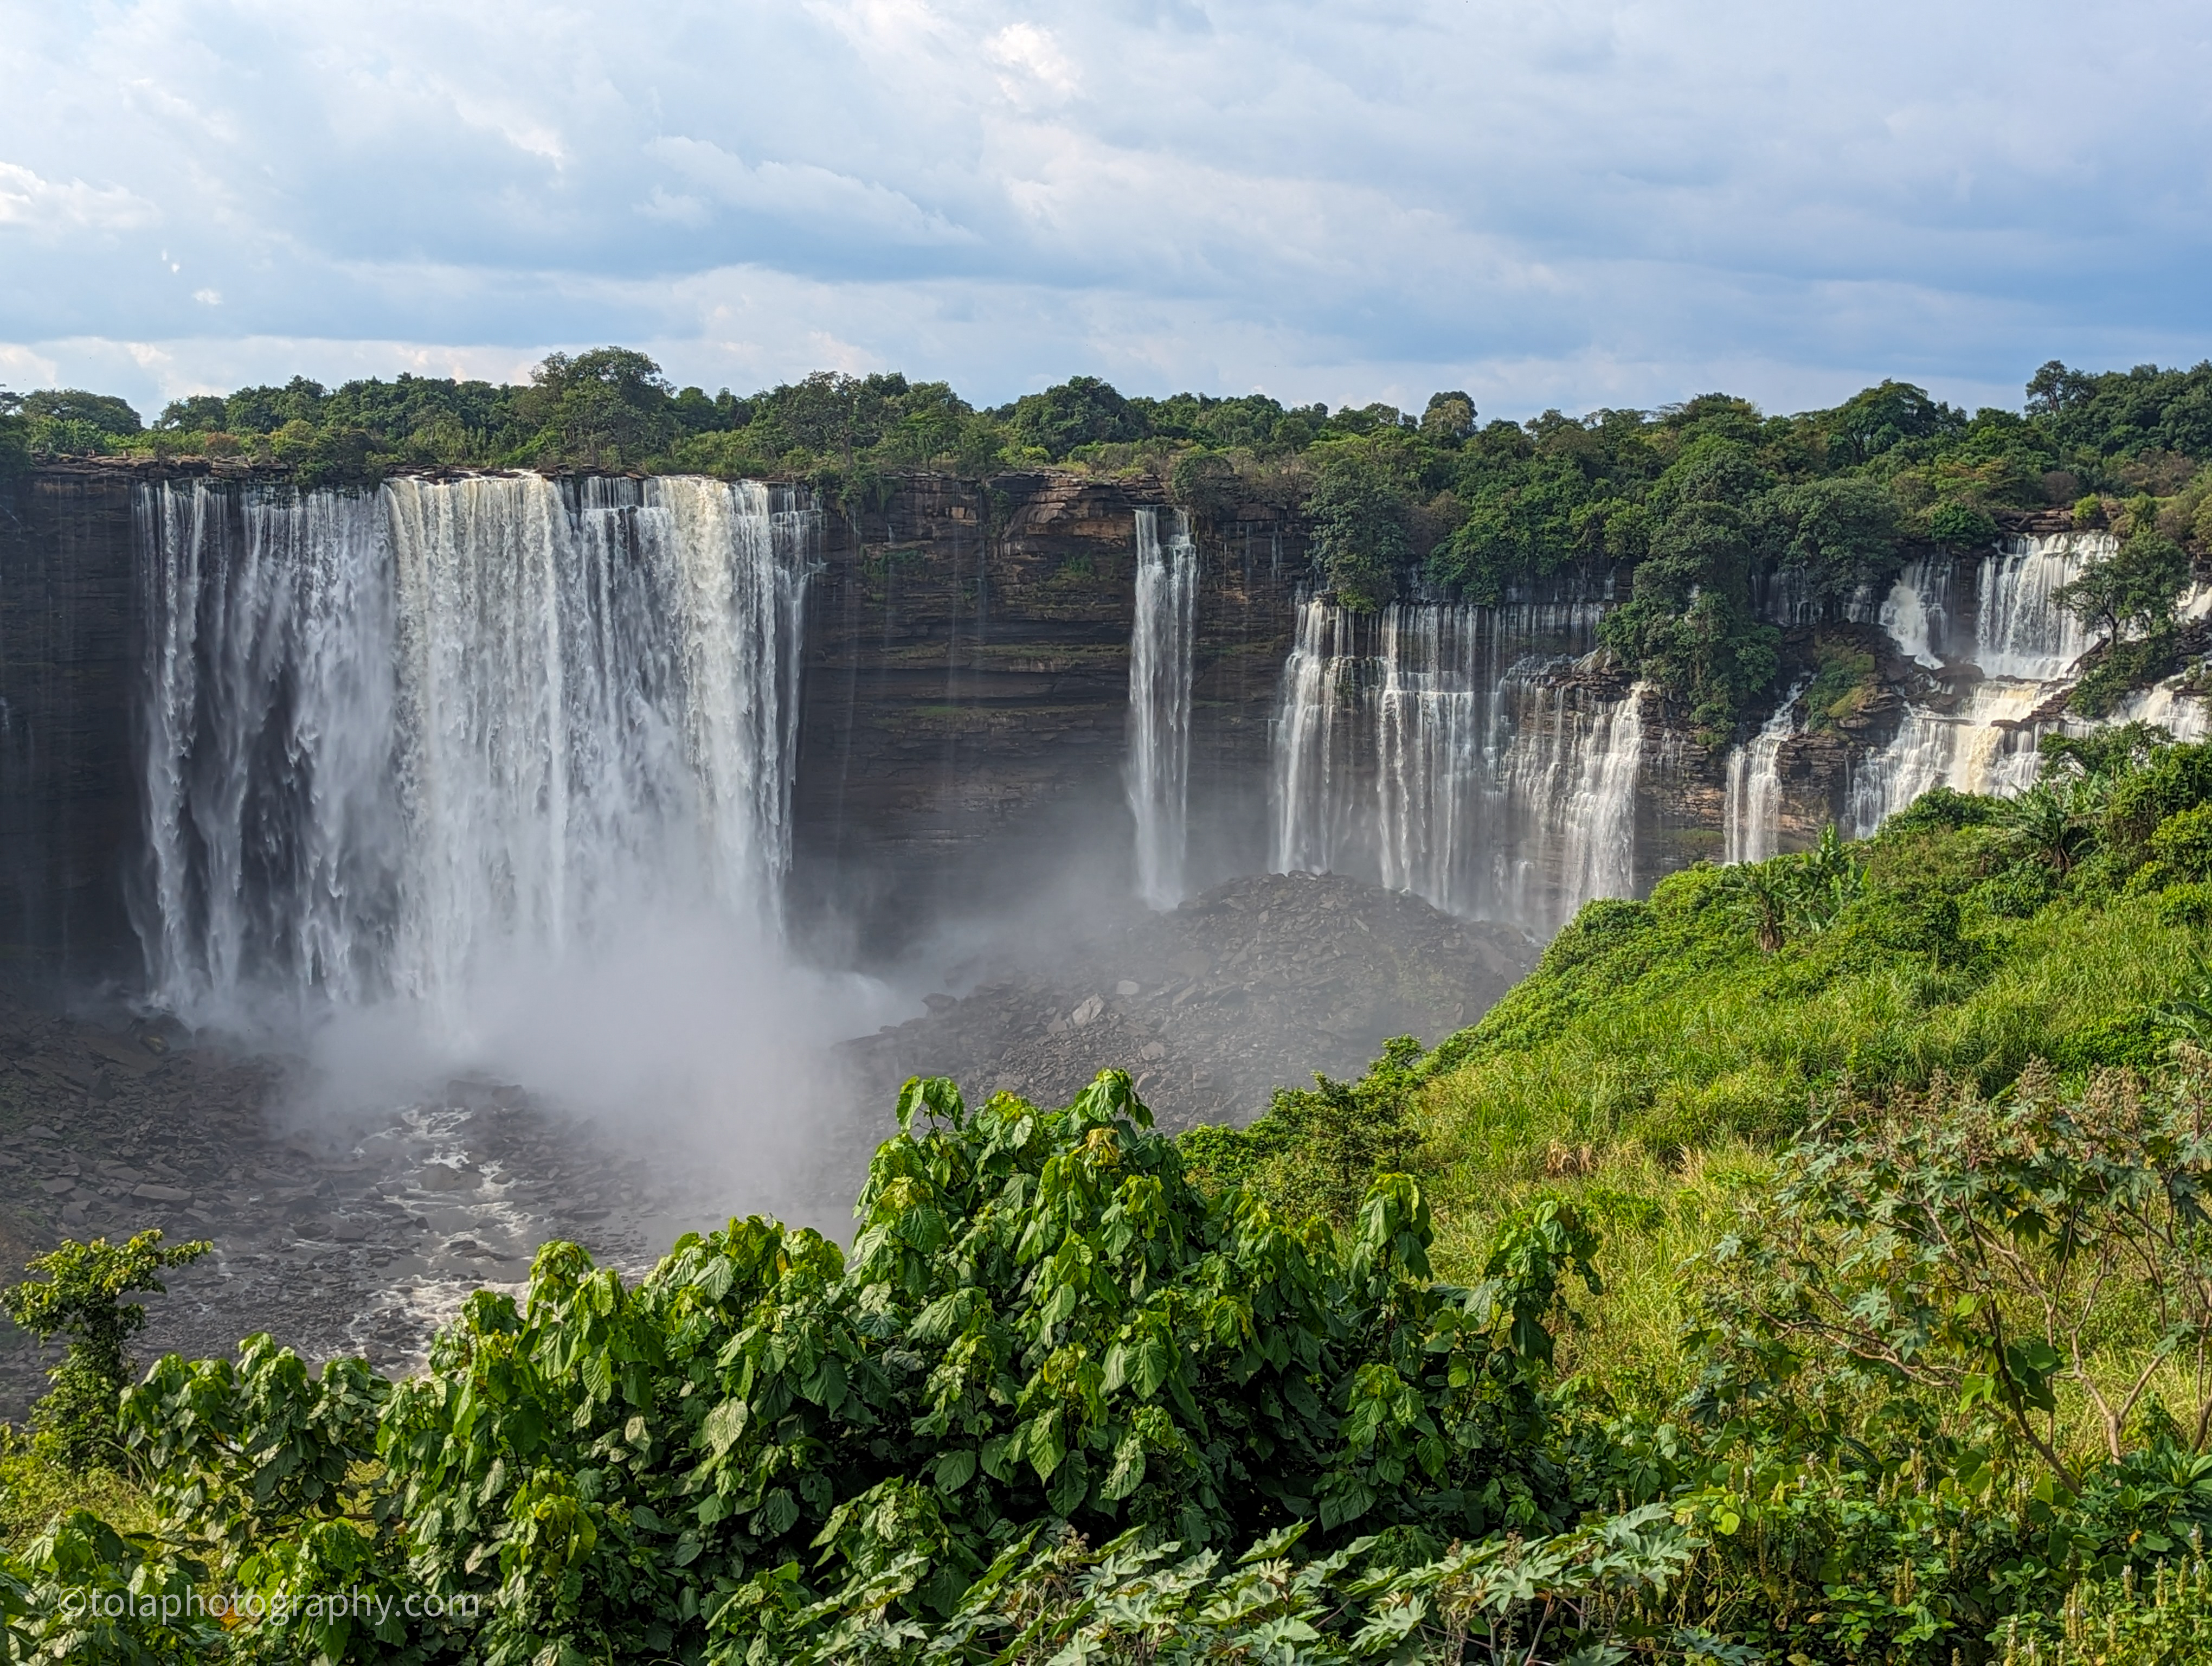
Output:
left=0, top=342, right=59, bottom=388
left=1, top=0, right=2207, bottom=416
left=983, top=23, right=1078, bottom=106
left=0, top=161, right=157, bottom=234
left=644, top=137, right=976, bottom=247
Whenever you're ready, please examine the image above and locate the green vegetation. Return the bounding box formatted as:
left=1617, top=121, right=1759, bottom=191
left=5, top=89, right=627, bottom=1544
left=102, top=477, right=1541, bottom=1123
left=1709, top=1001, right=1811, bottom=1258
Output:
left=1188, top=728, right=2212, bottom=1659
left=16, top=737, right=2212, bottom=1657
left=9, top=354, right=2212, bottom=735
left=0, top=1075, right=1694, bottom=1662
left=2057, top=527, right=2195, bottom=717
left=1, top=1232, right=207, bottom=1471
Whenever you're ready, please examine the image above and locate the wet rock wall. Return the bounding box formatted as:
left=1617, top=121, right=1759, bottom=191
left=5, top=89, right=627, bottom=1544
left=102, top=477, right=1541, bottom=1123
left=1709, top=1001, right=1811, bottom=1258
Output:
left=0, top=465, right=1313, bottom=981
left=0, top=466, right=143, bottom=984
left=787, top=473, right=1304, bottom=958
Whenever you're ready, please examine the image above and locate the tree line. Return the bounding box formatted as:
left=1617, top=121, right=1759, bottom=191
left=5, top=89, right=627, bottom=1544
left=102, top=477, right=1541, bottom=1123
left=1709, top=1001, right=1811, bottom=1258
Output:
left=7, top=354, right=2212, bottom=741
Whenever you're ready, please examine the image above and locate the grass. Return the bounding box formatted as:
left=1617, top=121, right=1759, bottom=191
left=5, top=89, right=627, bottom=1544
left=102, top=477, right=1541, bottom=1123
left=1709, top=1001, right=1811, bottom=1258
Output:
left=1424, top=1139, right=1771, bottom=1410
left=1361, top=803, right=2212, bottom=1427
left=0, top=1435, right=155, bottom=1553
left=1417, top=870, right=2200, bottom=1209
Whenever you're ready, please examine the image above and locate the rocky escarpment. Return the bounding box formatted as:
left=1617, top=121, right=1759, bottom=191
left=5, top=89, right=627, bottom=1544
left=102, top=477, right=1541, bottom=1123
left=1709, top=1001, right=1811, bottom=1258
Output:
left=788, top=475, right=1302, bottom=959
left=0, top=463, right=1314, bottom=979
left=9, top=460, right=2116, bottom=984
left=0, top=466, right=143, bottom=984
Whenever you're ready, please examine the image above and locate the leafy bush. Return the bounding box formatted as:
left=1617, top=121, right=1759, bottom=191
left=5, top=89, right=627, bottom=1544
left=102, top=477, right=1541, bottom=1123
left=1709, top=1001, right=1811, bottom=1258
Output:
left=75, top=1074, right=1625, bottom=1662
left=2, top=1231, right=208, bottom=1471
left=1929, top=501, right=2001, bottom=546
left=1798, top=635, right=1878, bottom=728
left=2148, top=804, right=2212, bottom=882
left=1694, top=1062, right=2212, bottom=1490
left=1201, top=1036, right=1431, bottom=1224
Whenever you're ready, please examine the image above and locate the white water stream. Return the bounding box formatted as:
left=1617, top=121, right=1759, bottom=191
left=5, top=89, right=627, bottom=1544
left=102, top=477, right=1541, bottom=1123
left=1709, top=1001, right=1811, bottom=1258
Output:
left=1269, top=597, right=1643, bottom=934
left=136, top=475, right=815, bottom=1028
left=1126, top=508, right=1199, bottom=909
left=1724, top=684, right=1805, bottom=864
left=1849, top=531, right=2210, bottom=831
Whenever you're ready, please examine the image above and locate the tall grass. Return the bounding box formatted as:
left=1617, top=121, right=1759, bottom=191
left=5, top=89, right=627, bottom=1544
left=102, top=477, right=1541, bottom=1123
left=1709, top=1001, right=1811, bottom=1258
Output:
left=1400, top=819, right=2208, bottom=1428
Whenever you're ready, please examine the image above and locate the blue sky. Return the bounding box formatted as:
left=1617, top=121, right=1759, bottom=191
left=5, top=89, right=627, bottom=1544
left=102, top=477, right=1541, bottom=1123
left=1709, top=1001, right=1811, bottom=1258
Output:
left=3, top=0, right=2209, bottom=424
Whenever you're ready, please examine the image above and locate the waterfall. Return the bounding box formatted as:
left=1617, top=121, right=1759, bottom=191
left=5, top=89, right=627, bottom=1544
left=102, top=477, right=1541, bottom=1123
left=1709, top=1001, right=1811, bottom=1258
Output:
left=136, top=474, right=814, bottom=1023
left=1878, top=558, right=1953, bottom=670
left=1724, top=685, right=1804, bottom=863
left=1509, top=675, right=1647, bottom=918
left=2115, top=680, right=2212, bottom=744
left=1126, top=507, right=1198, bottom=909
left=1843, top=530, right=2178, bottom=830
left=1848, top=680, right=2050, bottom=834
left=1269, top=594, right=1641, bottom=933
left=1974, top=534, right=2099, bottom=681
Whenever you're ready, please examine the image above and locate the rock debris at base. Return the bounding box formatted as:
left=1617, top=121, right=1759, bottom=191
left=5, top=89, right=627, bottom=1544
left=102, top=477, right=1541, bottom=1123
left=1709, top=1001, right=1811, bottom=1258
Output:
left=0, top=988, right=700, bottom=1419
left=0, top=872, right=1538, bottom=1415
left=839, top=872, right=1540, bottom=1130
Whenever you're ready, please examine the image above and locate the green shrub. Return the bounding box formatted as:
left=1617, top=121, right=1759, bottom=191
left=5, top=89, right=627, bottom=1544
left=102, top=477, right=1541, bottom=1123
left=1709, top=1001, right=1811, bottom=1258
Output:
left=1, top=1231, right=208, bottom=1472
left=97, top=1074, right=1617, bottom=1662
left=1887, top=784, right=2003, bottom=836
left=1929, top=501, right=2001, bottom=546
left=2149, top=803, right=2212, bottom=881
left=2071, top=629, right=2181, bottom=717
left=1801, top=636, right=1878, bottom=728
left=1969, top=861, right=2060, bottom=919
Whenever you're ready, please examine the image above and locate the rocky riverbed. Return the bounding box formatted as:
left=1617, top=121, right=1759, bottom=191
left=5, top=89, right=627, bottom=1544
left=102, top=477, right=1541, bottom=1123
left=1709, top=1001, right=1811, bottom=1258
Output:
left=0, top=873, right=1536, bottom=1415
left=0, top=990, right=729, bottom=1416
left=839, top=870, right=1539, bottom=1129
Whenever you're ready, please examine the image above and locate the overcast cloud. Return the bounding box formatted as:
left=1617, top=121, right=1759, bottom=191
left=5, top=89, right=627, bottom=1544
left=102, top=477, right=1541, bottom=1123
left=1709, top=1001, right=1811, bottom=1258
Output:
left=2, top=0, right=2208, bottom=420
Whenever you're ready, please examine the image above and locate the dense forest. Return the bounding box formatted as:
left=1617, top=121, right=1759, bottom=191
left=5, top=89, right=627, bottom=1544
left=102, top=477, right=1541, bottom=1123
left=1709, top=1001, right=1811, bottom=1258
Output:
left=8, top=354, right=2212, bottom=739
left=16, top=730, right=2212, bottom=1659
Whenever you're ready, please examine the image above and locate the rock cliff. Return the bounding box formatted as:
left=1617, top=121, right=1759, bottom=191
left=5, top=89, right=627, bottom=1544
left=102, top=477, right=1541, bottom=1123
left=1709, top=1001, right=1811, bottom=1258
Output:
left=789, top=472, right=1301, bottom=958
left=0, top=466, right=143, bottom=983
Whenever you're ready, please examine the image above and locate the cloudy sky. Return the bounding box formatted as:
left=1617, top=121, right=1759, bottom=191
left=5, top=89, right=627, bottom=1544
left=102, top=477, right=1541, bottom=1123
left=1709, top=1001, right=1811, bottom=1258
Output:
left=3, top=0, right=2209, bottom=423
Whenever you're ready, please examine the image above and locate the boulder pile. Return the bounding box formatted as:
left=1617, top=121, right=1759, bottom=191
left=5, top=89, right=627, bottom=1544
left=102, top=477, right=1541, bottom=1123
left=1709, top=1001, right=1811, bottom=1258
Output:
left=839, top=871, right=1539, bottom=1130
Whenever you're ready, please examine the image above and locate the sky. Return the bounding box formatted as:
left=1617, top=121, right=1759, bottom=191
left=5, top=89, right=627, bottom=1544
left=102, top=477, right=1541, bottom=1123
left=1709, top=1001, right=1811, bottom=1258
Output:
left=3, top=0, right=2210, bottom=426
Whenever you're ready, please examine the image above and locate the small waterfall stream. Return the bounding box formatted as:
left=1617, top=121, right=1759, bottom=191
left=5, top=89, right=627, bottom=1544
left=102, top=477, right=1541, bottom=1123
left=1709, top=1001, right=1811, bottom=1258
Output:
left=1849, top=531, right=2169, bottom=831
left=1877, top=556, right=1954, bottom=670
left=136, top=475, right=815, bottom=1023
left=1126, top=508, right=1199, bottom=909
left=1269, top=595, right=1643, bottom=933
left=1724, top=684, right=1804, bottom=863
left=1975, top=535, right=2100, bottom=681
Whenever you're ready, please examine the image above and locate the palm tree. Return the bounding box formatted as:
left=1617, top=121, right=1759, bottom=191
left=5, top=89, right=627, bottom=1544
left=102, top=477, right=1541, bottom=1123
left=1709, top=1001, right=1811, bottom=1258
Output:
left=1997, top=772, right=2109, bottom=875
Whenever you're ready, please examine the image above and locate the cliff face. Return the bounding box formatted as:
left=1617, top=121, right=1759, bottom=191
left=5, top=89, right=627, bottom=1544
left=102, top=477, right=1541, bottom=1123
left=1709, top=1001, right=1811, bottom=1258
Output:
left=0, top=467, right=142, bottom=983
left=0, top=465, right=1310, bottom=979
left=12, top=461, right=2063, bottom=987
left=789, top=474, right=1302, bottom=957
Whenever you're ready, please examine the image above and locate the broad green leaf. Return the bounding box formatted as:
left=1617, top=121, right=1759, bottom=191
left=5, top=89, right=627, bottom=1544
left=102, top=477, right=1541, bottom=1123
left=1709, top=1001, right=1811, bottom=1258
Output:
left=1102, top=1430, right=1146, bottom=1501
left=702, top=1397, right=750, bottom=1456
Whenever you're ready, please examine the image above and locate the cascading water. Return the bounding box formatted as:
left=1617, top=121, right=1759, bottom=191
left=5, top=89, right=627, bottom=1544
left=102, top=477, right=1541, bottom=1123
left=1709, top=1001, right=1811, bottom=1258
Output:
left=1849, top=533, right=2113, bottom=831
left=1126, top=508, right=1199, bottom=909
left=1269, top=594, right=1643, bottom=934
left=1724, top=684, right=1805, bottom=863
left=1975, top=534, right=2099, bottom=680
left=1877, top=557, right=1953, bottom=670
left=136, top=474, right=814, bottom=1028
left=1847, top=681, right=2052, bottom=835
